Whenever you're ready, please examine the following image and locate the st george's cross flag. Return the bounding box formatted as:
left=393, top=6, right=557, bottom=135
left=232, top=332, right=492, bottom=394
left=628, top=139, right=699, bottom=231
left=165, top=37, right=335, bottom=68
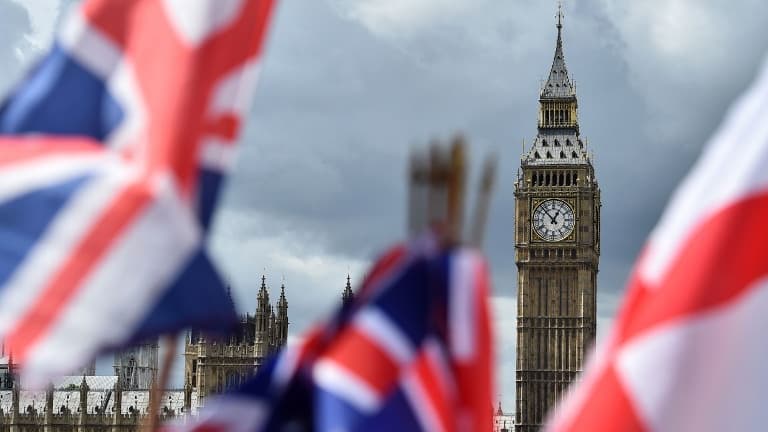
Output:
left=0, top=0, right=277, bottom=384
left=546, top=56, right=768, bottom=431
left=177, top=233, right=495, bottom=432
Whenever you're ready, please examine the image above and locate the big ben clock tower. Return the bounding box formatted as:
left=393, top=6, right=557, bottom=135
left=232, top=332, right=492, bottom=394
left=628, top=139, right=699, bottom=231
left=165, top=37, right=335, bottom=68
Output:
left=514, top=7, right=600, bottom=431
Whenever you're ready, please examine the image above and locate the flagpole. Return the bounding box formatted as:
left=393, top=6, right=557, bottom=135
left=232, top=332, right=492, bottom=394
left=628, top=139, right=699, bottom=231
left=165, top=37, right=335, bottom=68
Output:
left=446, top=135, right=466, bottom=245
left=408, top=151, right=429, bottom=237
left=144, top=334, right=178, bottom=432
left=469, top=155, right=497, bottom=248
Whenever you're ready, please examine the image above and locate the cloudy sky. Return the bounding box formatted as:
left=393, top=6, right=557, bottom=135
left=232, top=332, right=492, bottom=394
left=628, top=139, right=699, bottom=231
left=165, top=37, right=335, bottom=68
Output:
left=2, top=0, right=768, bottom=411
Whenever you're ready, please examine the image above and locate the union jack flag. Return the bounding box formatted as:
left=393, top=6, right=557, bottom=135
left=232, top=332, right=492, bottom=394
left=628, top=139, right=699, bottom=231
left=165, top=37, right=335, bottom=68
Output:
left=0, top=0, right=277, bottom=384
left=179, top=233, right=495, bottom=432
left=546, top=56, right=768, bottom=431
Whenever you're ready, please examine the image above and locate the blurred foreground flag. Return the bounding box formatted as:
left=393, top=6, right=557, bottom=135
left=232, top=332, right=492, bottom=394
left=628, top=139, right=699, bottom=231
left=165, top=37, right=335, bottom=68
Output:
left=546, top=57, right=768, bottom=431
left=0, top=0, right=277, bottom=384
left=179, top=234, right=494, bottom=432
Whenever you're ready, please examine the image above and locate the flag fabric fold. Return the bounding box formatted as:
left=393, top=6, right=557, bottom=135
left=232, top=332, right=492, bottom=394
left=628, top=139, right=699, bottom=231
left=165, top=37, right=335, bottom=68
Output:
left=0, top=0, right=277, bottom=384
left=178, top=233, right=495, bottom=432
left=547, top=55, right=768, bottom=432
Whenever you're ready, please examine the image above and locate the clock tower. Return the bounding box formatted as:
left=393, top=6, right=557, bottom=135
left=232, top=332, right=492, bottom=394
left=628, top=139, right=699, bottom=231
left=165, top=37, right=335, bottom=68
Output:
left=514, top=8, right=600, bottom=431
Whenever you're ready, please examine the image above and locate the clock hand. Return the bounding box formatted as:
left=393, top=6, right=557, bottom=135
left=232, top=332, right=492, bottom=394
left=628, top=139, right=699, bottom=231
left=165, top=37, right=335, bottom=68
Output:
left=544, top=210, right=557, bottom=224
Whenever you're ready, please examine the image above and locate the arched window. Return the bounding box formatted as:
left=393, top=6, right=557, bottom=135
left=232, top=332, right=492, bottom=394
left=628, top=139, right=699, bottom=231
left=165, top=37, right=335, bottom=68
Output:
left=554, top=139, right=560, bottom=147
left=566, top=139, right=572, bottom=146
left=572, top=151, right=578, bottom=158
left=534, top=151, right=541, bottom=159
left=559, top=151, right=566, bottom=159
left=546, top=151, right=553, bottom=159
left=542, top=139, right=548, bottom=147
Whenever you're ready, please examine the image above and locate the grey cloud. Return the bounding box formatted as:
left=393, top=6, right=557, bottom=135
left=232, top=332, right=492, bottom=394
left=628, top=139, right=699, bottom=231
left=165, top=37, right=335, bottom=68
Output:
left=210, top=0, right=768, bottom=405
left=0, top=0, right=34, bottom=97
left=4, top=0, right=765, bottom=407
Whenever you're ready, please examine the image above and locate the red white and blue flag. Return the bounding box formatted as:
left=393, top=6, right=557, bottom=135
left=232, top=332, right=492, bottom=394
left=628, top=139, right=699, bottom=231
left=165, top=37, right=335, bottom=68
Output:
left=547, top=57, right=768, bottom=431
left=0, top=0, right=277, bottom=384
left=179, top=234, right=495, bottom=432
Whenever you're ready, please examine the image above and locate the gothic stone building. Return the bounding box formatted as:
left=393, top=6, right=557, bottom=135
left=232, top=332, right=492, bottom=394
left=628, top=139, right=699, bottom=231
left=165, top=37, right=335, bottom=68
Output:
left=184, top=275, right=288, bottom=407
left=0, top=375, right=191, bottom=432
left=514, top=10, right=600, bottom=431
left=0, top=274, right=303, bottom=432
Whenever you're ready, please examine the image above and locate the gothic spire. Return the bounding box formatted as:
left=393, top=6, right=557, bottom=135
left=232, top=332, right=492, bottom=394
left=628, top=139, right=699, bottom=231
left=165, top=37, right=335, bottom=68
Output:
left=541, top=2, right=575, bottom=100
left=523, top=2, right=589, bottom=165
left=277, top=281, right=288, bottom=317
left=275, top=280, right=289, bottom=346
left=255, top=274, right=270, bottom=333
left=258, top=274, right=268, bottom=298
left=342, top=274, right=354, bottom=307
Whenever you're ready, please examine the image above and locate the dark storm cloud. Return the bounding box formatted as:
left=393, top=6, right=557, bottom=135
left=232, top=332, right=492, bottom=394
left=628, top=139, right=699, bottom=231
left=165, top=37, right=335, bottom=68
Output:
left=206, top=0, right=768, bottom=407
left=214, top=0, right=693, bottom=305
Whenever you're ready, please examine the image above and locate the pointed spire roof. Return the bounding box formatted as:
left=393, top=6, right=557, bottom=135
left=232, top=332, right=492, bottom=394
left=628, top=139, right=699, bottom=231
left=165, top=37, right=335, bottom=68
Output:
left=258, top=274, right=269, bottom=299
left=277, top=281, right=288, bottom=311
left=541, top=3, right=575, bottom=99
left=523, top=3, right=590, bottom=166
left=342, top=274, right=354, bottom=306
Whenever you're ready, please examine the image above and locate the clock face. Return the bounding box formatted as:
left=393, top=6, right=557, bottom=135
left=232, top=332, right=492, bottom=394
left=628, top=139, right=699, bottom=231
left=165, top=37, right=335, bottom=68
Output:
left=533, top=199, right=575, bottom=242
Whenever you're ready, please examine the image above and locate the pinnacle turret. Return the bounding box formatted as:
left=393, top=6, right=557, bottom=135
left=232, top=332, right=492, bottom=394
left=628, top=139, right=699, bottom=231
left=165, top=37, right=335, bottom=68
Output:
left=342, top=274, right=354, bottom=307
left=258, top=275, right=269, bottom=300
left=277, top=283, right=288, bottom=314
left=275, top=281, right=289, bottom=346
left=256, top=274, right=271, bottom=334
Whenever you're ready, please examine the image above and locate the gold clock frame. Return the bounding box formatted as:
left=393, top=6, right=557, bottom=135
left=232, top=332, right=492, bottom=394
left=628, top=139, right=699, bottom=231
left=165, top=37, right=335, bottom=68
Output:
left=530, top=197, right=577, bottom=243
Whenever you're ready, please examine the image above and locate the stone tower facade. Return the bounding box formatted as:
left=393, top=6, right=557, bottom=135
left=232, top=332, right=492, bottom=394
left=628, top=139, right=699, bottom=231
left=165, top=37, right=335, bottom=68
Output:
left=514, top=9, right=600, bottom=431
left=113, top=339, right=158, bottom=390
left=184, top=275, right=288, bottom=408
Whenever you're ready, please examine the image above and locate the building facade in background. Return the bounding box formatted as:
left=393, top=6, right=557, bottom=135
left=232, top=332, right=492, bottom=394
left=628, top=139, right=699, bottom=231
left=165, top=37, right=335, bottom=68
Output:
left=493, top=402, right=516, bottom=432
left=184, top=275, right=288, bottom=407
left=114, top=341, right=157, bottom=390
left=0, top=274, right=301, bottom=431
left=514, top=9, right=600, bottom=431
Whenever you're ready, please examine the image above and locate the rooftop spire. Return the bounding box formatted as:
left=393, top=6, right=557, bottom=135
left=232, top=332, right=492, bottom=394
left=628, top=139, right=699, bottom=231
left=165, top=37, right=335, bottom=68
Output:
left=342, top=274, right=354, bottom=307
left=541, top=2, right=575, bottom=99
left=524, top=2, right=589, bottom=165
left=278, top=280, right=288, bottom=311
left=258, top=274, right=269, bottom=301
